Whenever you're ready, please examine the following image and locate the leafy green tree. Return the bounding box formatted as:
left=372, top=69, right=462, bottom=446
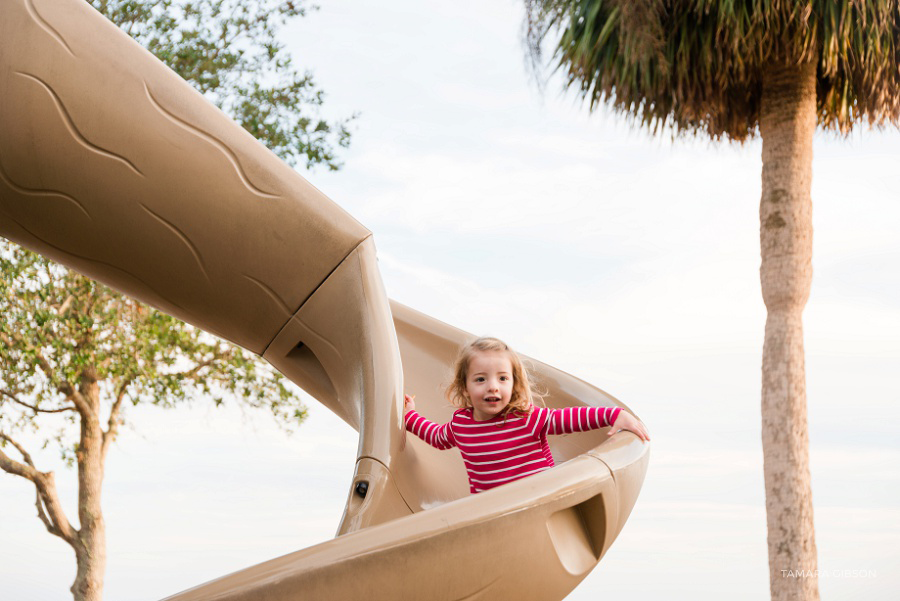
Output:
left=90, top=0, right=355, bottom=170
left=1, top=2, right=351, bottom=600
left=0, top=242, right=306, bottom=600
left=522, top=2, right=899, bottom=600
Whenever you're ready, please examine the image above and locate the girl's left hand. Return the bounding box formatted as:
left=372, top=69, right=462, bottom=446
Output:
left=609, top=410, right=650, bottom=442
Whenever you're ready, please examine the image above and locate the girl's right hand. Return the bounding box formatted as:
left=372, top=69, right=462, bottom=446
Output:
left=403, top=394, right=416, bottom=414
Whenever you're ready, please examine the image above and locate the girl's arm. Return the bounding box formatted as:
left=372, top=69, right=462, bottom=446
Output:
left=545, top=406, right=650, bottom=441
left=404, top=394, right=456, bottom=450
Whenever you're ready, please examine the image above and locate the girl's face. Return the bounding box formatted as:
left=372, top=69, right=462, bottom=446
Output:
left=465, top=350, right=514, bottom=421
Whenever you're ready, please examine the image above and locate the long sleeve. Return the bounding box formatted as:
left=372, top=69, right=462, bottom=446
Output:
left=404, top=410, right=456, bottom=450
left=543, top=406, right=621, bottom=436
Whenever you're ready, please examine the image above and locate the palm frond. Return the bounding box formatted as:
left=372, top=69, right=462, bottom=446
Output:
left=523, top=0, right=900, bottom=140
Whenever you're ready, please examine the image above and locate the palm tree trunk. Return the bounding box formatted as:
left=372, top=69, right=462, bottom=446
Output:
left=758, top=61, right=820, bottom=601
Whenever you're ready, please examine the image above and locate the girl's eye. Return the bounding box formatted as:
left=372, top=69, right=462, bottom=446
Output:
left=475, top=377, right=484, bottom=382
left=500, top=376, right=509, bottom=381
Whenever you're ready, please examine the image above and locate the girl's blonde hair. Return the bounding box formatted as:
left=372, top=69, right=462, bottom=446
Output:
left=446, top=337, right=544, bottom=416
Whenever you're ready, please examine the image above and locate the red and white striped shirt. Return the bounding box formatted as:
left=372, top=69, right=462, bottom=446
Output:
left=405, top=405, right=621, bottom=493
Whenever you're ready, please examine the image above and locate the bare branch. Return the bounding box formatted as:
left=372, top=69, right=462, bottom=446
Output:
left=34, top=488, right=57, bottom=535
left=0, top=439, right=56, bottom=536
left=0, top=433, right=79, bottom=545
left=35, top=471, right=78, bottom=545
left=0, top=432, right=37, bottom=468
left=0, top=433, right=41, bottom=479
left=0, top=387, right=75, bottom=414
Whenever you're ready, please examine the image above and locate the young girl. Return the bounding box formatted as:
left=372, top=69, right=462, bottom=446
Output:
left=404, top=337, right=649, bottom=494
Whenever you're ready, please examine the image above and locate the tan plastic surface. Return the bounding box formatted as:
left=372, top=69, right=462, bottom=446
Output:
left=1, top=2, right=650, bottom=599
left=0, top=0, right=369, bottom=354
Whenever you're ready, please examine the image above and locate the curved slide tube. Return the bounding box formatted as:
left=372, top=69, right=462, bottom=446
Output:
left=0, top=2, right=650, bottom=599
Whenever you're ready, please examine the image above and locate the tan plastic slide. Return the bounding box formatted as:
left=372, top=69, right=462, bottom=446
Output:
left=0, top=1, right=650, bottom=599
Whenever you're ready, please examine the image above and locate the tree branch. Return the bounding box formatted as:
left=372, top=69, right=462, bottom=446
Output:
left=0, top=436, right=66, bottom=539
left=177, top=348, right=233, bottom=381
left=68, top=389, right=96, bottom=422
left=6, top=309, right=97, bottom=421
left=0, top=387, right=75, bottom=414
left=102, top=378, right=133, bottom=460
left=57, top=294, right=75, bottom=317
left=0, top=433, right=42, bottom=482
left=0, top=330, right=79, bottom=404
left=34, top=487, right=58, bottom=538
left=211, top=3, right=246, bottom=62
left=0, top=432, right=37, bottom=470
left=32, top=348, right=56, bottom=381
left=0, top=433, right=79, bottom=546
left=75, top=289, right=106, bottom=349
left=35, top=471, right=78, bottom=545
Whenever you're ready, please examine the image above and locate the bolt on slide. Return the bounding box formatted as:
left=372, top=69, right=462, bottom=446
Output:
left=0, top=1, right=649, bottom=599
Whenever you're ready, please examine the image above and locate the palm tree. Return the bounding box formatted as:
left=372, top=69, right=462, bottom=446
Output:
left=522, top=1, right=899, bottom=599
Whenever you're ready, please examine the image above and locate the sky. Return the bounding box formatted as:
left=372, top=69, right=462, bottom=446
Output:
left=2, top=1, right=899, bottom=600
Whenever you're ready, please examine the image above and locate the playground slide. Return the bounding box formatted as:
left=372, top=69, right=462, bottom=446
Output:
left=0, top=2, right=649, bottom=599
